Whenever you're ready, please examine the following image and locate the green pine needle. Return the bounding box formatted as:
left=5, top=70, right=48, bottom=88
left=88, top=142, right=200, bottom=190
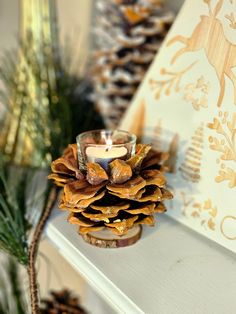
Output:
left=0, top=165, right=29, bottom=265
left=0, top=255, right=27, bottom=314
left=0, top=159, right=50, bottom=266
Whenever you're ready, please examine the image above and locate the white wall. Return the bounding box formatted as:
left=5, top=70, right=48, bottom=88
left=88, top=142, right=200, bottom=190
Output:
left=0, top=0, right=19, bottom=52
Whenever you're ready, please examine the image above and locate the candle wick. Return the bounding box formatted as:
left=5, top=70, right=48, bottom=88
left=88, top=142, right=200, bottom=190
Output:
left=105, top=138, right=112, bottom=152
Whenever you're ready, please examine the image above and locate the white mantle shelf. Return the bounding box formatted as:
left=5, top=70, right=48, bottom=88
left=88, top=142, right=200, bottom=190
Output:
left=46, top=209, right=236, bottom=314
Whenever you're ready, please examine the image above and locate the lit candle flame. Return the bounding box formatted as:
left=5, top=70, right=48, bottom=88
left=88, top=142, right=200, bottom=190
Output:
left=101, top=132, right=113, bottom=152
left=105, top=138, right=112, bottom=152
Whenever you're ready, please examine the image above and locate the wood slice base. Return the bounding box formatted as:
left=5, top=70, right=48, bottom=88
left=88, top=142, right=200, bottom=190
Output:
left=80, top=225, right=142, bottom=248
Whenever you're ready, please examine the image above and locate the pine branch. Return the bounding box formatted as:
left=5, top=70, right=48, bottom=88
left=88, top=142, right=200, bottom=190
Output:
left=28, top=185, right=58, bottom=314
left=0, top=163, right=29, bottom=265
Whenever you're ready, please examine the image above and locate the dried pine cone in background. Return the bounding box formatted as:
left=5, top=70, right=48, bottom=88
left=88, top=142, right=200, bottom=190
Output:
left=49, top=143, right=172, bottom=236
left=92, top=0, right=174, bottom=129
left=40, top=289, right=87, bottom=314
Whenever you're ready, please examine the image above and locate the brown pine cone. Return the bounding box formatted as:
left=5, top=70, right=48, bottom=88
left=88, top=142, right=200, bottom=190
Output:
left=92, top=0, right=175, bottom=128
left=49, top=143, right=172, bottom=236
left=40, top=289, right=87, bottom=314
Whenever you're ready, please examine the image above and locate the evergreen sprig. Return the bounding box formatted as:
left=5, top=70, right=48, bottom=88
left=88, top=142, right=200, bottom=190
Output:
left=0, top=161, right=46, bottom=266
left=0, top=165, right=28, bottom=265
left=0, top=256, right=27, bottom=314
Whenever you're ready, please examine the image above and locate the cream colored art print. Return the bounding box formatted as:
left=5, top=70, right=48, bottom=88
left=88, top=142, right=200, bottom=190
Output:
left=120, top=0, right=236, bottom=252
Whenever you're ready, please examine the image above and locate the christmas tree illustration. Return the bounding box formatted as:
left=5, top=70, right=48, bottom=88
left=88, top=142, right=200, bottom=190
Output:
left=179, top=124, right=204, bottom=183
left=152, top=119, right=163, bottom=152
left=128, top=99, right=146, bottom=142
left=165, top=133, right=179, bottom=173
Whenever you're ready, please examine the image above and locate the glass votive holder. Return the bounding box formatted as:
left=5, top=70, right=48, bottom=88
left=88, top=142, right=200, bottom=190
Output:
left=76, top=129, right=137, bottom=171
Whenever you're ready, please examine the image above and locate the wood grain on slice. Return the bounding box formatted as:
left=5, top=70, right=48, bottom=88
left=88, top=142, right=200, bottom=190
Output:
left=80, top=225, right=142, bottom=248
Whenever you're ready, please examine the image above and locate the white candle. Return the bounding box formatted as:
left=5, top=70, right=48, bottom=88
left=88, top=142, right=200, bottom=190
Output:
left=86, top=146, right=128, bottom=170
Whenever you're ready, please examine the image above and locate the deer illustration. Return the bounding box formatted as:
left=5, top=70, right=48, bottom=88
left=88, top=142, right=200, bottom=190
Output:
left=167, top=0, right=236, bottom=107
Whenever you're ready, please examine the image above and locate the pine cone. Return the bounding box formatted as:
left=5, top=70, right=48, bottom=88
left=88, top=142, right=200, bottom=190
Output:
left=40, top=289, right=87, bottom=314
left=49, top=143, right=172, bottom=236
left=92, top=0, right=174, bottom=128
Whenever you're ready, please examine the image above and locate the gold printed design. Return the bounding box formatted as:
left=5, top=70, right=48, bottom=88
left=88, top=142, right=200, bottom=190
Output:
left=183, top=76, right=210, bottom=111
left=220, top=215, right=236, bottom=240
left=181, top=192, right=218, bottom=231
left=225, top=12, right=236, bottom=29
left=152, top=119, right=163, bottom=151
left=180, top=191, right=194, bottom=217
left=179, top=124, right=204, bottom=183
left=149, top=62, right=196, bottom=99
left=165, top=134, right=179, bottom=174
left=129, top=99, right=146, bottom=140
left=208, top=111, right=236, bottom=188
left=167, top=0, right=236, bottom=107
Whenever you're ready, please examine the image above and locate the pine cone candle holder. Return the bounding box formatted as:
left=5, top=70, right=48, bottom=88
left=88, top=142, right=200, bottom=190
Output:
left=48, top=130, right=173, bottom=248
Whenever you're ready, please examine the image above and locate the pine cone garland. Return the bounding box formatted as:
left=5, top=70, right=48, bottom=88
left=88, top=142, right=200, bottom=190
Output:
left=92, top=0, right=174, bottom=128
left=49, top=143, right=172, bottom=237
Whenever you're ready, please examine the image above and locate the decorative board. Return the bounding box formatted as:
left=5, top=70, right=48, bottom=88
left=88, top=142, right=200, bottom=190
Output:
left=120, top=0, right=236, bottom=253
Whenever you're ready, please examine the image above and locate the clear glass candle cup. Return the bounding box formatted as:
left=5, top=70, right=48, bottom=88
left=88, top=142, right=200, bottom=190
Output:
left=76, top=130, right=137, bottom=171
